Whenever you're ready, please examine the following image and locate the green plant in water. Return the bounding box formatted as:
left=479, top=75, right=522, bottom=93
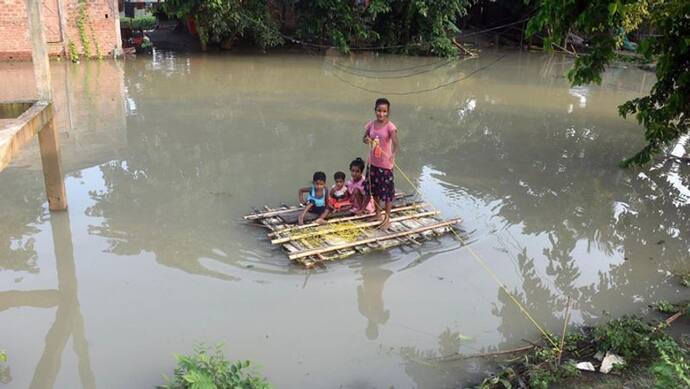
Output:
left=593, top=315, right=658, bottom=360
left=160, top=343, right=270, bottom=389
left=677, top=272, right=690, bottom=288
left=76, top=0, right=91, bottom=58
left=0, top=350, right=10, bottom=384
left=527, top=360, right=579, bottom=389
left=68, top=41, right=79, bottom=63
left=652, top=300, right=677, bottom=314
left=477, top=366, right=516, bottom=388
left=651, top=338, right=690, bottom=388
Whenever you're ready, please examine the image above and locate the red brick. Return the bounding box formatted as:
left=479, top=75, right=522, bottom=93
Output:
left=0, top=0, right=119, bottom=60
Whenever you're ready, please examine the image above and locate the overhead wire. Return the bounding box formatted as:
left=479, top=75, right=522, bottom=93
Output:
left=330, top=54, right=506, bottom=96
left=327, top=57, right=461, bottom=80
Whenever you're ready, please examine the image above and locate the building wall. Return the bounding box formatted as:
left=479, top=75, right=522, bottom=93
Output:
left=0, top=0, right=120, bottom=60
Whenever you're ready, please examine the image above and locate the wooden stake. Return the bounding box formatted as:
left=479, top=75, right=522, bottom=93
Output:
left=288, top=218, right=460, bottom=260
left=38, top=118, right=67, bottom=211
left=271, top=211, right=440, bottom=244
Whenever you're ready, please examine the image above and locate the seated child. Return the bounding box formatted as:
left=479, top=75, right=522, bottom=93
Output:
left=328, top=171, right=352, bottom=211
left=298, top=171, right=329, bottom=225
left=347, top=157, right=375, bottom=215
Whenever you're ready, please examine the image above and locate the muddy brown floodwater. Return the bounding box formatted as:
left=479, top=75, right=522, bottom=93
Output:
left=0, top=50, right=688, bottom=388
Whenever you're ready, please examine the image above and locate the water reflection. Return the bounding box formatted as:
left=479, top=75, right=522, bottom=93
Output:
left=0, top=51, right=688, bottom=388
left=356, top=261, right=393, bottom=340
left=0, top=212, right=95, bottom=388
left=0, top=171, right=45, bottom=273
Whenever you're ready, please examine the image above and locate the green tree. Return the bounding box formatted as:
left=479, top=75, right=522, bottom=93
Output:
left=527, top=0, right=690, bottom=166
left=163, top=0, right=282, bottom=51
left=295, top=0, right=473, bottom=56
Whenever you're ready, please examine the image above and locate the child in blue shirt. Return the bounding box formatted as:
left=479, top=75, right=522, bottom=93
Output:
left=298, top=171, right=329, bottom=225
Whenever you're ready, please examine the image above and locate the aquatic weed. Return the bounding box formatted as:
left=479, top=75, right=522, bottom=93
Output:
left=651, top=338, right=690, bottom=389
left=593, top=315, right=657, bottom=360
left=159, top=343, right=270, bottom=389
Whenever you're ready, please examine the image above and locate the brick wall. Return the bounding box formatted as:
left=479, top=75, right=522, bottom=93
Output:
left=0, top=0, right=120, bottom=60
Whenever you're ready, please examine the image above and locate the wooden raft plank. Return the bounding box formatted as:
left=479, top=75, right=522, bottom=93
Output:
left=271, top=210, right=440, bottom=244
left=268, top=202, right=428, bottom=237
left=243, top=192, right=410, bottom=220
left=288, top=218, right=461, bottom=260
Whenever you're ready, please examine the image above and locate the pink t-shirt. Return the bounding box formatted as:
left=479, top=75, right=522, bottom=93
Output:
left=365, top=120, right=397, bottom=170
left=347, top=176, right=375, bottom=213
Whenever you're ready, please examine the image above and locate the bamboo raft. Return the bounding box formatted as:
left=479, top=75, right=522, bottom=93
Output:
left=243, top=194, right=461, bottom=267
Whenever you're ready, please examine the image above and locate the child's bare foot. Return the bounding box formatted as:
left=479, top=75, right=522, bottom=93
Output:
left=315, top=218, right=326, bottom=225
left=377, top=217, right=392, bottom=231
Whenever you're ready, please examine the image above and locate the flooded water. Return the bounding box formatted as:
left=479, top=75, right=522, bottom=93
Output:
left=1, top=50, right=688, bottom=388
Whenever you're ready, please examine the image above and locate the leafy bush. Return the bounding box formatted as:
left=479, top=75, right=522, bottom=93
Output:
left=160, top=344, right=270, bottom=389
left=295, top=0, right=473, bottom=56
left=651, top=338, right=690, bottom=389
left=652, top=300, right=677, bottom=314
left=121, top=15, right=157, bottom=31
left=593, top=315, right=657, bottom=360
left=163, top=0, right=282, bottom=50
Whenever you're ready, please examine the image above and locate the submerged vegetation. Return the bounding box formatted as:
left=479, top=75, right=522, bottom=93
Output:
left=160, top=344, right=270, bottom=389
left=477, top=310, right=690, bottom=388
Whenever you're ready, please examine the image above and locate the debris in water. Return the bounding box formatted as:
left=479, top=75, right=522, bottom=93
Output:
left=576, top=362, right=595, bottom=371
left=657, top=240, right=665, bottom=245
left=599, top=352, right=625, bottom=373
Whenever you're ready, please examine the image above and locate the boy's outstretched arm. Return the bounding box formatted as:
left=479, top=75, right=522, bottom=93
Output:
left=298, top=187, right=310, bottom=205
left=298, top=203, right=313, bottom=225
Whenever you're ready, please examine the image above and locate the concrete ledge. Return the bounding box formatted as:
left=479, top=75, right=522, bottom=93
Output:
left=0, top=100, right=53, bottom=171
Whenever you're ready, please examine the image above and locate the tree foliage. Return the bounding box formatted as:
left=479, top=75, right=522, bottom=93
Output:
left=528, top=0, right=690, bottom=166
left=163, top=0, right=282, bottom=50
left=296, top=0, right=473, bottom=56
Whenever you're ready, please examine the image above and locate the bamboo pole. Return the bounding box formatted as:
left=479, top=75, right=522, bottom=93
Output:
left=557, top=296, right=572, bottom=366
left=268, top=202, right=428, bottom=237
left=271, top=211, right=440, bottom=245
left=288, top=218, right=460, bottom=260
left=432, top=344, right=535, bottom=362
left=244, top=192, right=410, bottom=220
